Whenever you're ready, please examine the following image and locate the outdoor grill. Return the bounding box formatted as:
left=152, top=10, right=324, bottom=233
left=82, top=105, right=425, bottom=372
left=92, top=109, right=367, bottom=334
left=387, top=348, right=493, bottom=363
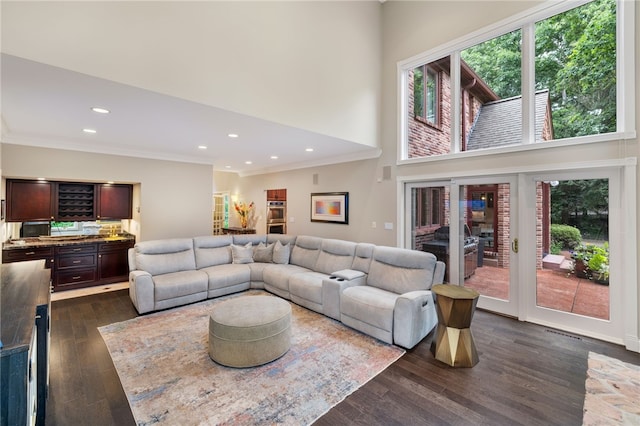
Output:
left=422, top=225, right=479, bottom=282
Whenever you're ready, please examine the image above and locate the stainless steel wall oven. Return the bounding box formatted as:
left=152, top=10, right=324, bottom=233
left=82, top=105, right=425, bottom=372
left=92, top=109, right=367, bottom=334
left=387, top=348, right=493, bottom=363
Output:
left=267, top=201, right=286, bottom=234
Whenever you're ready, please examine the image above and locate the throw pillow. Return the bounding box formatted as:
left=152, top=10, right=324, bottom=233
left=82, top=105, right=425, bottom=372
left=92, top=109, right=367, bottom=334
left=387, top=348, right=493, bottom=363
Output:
left=253, top=242, right=274, bottom=263
left=272, top=240, right=291, bottom=264
left=231, top=242, right=254, bottom=264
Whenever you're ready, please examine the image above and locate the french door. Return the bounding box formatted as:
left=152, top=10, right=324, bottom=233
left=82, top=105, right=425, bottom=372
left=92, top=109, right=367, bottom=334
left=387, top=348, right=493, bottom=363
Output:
left=520, top=169, right=623, bottom=342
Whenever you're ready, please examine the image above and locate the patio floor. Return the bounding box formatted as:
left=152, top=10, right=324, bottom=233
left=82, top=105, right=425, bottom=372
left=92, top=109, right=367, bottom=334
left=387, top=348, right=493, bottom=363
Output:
left=463, top=263, right=610, bottom=320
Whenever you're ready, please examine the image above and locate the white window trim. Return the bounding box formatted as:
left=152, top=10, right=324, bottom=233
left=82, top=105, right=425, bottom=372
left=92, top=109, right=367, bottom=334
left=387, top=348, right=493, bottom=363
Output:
left=396, top=0, right=636, bottom=165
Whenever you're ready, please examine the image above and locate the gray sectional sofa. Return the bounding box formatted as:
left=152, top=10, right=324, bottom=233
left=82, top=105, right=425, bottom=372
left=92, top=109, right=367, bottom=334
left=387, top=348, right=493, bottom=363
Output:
left=128, top=234, right=445, bottom=349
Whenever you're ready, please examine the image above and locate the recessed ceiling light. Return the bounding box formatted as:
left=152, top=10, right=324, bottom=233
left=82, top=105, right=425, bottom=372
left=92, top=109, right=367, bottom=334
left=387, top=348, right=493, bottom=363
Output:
left=228, top=133, right=239, bottom=138
left=225, top=165, right=232, bottom=169
left=270, top=155, right=279, bottom=160
left=305, top=148, right=314, bottom=152
left=245, top=161, right=253, bottom=165
left=83, top=128, right=97, bottom=134
left=37, top=177, right=46, bottom=181
left=107, top=181, right=114, bottom=184
left=91, top=107, right=110, bottom=114
left=198, top=145, right=207, bottom=150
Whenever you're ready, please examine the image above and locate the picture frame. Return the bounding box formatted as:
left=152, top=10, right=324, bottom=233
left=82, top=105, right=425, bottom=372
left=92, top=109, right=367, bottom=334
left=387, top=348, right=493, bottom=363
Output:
left=310, top=192, right=349, bottom=224
left=1, top=200, right=4, bottom=221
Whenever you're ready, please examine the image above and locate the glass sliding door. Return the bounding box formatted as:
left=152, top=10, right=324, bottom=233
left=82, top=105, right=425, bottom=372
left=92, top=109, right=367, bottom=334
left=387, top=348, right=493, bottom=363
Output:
left=405, top=177, right=519, bottom=318
left=456, top=177, right=518, bottom=317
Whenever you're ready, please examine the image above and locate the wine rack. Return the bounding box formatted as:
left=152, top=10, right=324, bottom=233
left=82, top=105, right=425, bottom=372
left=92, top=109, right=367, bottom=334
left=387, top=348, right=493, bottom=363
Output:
left=56, top=183, right=96, bottom=220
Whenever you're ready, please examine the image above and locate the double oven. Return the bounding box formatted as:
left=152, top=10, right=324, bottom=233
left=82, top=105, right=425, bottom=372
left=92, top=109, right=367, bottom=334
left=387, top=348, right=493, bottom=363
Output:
left=266, top=201, right=286, bottom=234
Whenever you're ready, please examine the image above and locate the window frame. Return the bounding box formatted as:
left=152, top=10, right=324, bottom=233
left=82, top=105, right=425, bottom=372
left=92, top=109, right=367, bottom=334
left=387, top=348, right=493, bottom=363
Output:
left=397, top=0, right=636, bottom=164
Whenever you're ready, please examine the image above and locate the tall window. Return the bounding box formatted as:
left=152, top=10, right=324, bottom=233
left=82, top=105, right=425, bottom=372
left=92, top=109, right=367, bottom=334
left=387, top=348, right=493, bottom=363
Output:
left=400, top=0, right=631, bottom=161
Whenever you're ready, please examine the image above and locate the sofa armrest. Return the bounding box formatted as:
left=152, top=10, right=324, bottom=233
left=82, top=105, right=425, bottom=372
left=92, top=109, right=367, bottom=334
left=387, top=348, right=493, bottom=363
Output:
left=393, top=290, right=437, bottom=349
left=322, top=271, right=367, bottom=321
left=433, top=261, right=446, bottom=285
left=129, top=270, right=155, bottom=314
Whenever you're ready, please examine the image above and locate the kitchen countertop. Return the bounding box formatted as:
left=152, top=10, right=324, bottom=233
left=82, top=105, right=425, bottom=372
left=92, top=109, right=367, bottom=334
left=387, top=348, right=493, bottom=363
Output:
left=3, top=234, right=135, bottom=250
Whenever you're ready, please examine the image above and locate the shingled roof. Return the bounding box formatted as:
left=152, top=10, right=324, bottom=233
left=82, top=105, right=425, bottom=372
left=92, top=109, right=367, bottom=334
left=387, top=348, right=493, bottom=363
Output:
left=466, top=90, right=551, bottom=151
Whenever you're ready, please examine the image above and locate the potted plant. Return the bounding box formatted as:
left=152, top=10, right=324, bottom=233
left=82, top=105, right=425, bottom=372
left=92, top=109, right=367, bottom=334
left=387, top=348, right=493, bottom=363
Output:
left=571, top=244, right=595, bottom=279
left=587, top=243, right=609, bottom=285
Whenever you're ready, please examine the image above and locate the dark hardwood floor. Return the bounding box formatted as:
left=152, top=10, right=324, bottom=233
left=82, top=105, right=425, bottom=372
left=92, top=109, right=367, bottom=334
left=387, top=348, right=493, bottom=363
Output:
left=47, top=289, right=639, bottom=426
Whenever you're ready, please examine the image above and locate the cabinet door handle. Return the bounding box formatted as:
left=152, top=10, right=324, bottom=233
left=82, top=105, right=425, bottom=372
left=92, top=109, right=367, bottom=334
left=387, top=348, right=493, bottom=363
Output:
left=26, top=251, right=35, bottom=255
left=72, top=276, right=81, bottom=280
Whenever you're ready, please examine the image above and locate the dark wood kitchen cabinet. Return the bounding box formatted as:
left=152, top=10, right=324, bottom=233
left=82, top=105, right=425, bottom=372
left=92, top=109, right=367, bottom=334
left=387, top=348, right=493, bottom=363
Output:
left=6, top=180, right=54, bottom=221
left=52, top=244, right=97, bottom=291
left=2, top=246, right=53, bottom=268
left=6, top=179, right=133, bottom=222
left=97, top=184, right=133, bottom=219
left=98, top=240, right=134, bottom=282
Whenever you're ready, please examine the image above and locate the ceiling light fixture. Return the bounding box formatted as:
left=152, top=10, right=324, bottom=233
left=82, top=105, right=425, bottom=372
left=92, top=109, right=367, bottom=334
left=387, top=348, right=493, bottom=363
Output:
left=198, top=145, right=207, bottom=150
left=245, top=161, right=252, bottom=165
left=225, top=165, right=232, bottom=169
left=83, top=128, right=97, bottom=134
left=91, top=107, right=110, bottom=114
left=228, top=133, right=239, bottom=138
left=270, top=156, right=278, bottom=160
left=305, top=148, right=314, bottom=152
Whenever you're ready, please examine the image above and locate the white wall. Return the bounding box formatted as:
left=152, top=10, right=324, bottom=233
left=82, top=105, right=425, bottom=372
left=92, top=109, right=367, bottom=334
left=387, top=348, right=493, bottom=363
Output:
left=1, top=144, right=213, bottom=241
left=1, top=1, right=381, bottom=148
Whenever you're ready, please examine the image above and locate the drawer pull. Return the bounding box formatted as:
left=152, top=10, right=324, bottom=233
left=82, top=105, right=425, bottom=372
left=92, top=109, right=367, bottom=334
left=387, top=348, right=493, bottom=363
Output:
left=72, top=248, right=82, bottom=252
left=73, top=260, right=81, bottom=264
left=72, top=276, right=81, bottom=280
left=26, top=252, right=36, bottom=255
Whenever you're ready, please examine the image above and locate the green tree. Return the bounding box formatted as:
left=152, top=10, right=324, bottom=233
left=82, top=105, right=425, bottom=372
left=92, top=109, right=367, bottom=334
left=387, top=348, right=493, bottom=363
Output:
left=461, top=0, right=616, bottom=139
left=550, top=179, right=609, bottom=239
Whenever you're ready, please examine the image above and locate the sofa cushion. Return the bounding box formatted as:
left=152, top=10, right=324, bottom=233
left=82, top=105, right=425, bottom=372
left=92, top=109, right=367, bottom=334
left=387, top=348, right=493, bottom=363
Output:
left=272, top=240, right=291, bottom=264
left=201, top=264, right=251, bottom=291
left=367, top=247, right=437, bottom=294
left=194, top=235, right=233, bottom=268
left=290, top=235, right=322, bottom=270
left=263, top=264, right=310, bottom=292
left=314, top=239, right=357, bottom=275
left=232, top=242, right=254, bottom=264
left=288, top=272, right=326, bottom=304
left=341, top=286, right=397, bottom=332
left=253, top=242, right=274, bottom=263
left=153, top=270, right=208, bottom=301
left=134, top=238, right=196, bottom=276
left=267, top=234, right=297, bottom=246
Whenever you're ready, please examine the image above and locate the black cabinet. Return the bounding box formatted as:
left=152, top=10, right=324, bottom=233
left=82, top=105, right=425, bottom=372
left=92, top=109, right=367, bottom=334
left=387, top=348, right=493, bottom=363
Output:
left=1, top=260, right=51, bottom=426
left=55, top=183, right=96, bottom=221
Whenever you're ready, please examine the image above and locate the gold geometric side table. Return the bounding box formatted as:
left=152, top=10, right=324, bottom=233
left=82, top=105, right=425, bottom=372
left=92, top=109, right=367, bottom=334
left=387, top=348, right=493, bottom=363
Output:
left=431, top=284, right=480, bottom=367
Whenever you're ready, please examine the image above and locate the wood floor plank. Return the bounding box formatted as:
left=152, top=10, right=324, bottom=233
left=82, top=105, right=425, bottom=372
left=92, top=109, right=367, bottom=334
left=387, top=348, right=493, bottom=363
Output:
left=45, top=289, right=639, bottom=426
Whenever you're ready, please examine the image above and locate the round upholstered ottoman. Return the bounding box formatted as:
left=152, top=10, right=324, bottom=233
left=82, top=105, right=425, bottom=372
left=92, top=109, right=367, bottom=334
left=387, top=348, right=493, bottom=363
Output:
left=208, top=295, right=292, bottom=368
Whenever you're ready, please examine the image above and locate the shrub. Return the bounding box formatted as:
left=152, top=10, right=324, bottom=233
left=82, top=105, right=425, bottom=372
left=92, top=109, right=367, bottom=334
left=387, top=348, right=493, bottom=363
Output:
left=551, top=224, right=582, bottom=249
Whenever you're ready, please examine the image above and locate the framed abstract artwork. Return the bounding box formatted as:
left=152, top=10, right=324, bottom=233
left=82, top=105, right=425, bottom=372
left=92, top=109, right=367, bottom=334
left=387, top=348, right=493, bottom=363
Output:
left=310, top=192, right=349, bottom=224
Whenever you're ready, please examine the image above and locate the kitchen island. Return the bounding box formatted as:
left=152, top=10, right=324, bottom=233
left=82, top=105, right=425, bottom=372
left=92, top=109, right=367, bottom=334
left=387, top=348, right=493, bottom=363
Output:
left=3, top=234, right=135, bottom=292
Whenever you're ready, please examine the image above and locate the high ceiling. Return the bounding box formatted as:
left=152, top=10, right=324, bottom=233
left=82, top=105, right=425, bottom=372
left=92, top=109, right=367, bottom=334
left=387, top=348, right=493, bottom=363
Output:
left=1, top=54, right=380, bottom=176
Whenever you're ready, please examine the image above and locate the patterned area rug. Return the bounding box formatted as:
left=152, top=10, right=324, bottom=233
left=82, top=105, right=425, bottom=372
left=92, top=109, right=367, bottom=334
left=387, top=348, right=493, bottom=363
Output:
left=99, top=291, right=404, bottom=425
left=582, top=351, right=640, bottom=425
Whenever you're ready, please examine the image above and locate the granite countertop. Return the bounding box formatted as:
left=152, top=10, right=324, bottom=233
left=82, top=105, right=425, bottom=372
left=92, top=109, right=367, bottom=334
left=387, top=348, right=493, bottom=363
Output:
left=3, top=234, right=135, bottom=250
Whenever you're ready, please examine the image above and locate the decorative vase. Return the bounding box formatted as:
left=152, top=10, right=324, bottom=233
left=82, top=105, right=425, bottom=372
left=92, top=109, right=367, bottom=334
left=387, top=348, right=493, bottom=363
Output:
left=240, top=217, right=248, bottom=228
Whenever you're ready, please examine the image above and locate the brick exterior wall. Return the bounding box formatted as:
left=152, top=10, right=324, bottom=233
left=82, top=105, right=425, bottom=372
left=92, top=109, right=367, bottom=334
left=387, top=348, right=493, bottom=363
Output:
left=408, top=68, right=481, bottom=158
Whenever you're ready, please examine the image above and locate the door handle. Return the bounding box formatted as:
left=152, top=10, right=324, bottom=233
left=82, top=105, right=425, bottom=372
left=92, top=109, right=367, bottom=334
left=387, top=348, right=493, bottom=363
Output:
left=512, top=238, right=519, bottom=253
